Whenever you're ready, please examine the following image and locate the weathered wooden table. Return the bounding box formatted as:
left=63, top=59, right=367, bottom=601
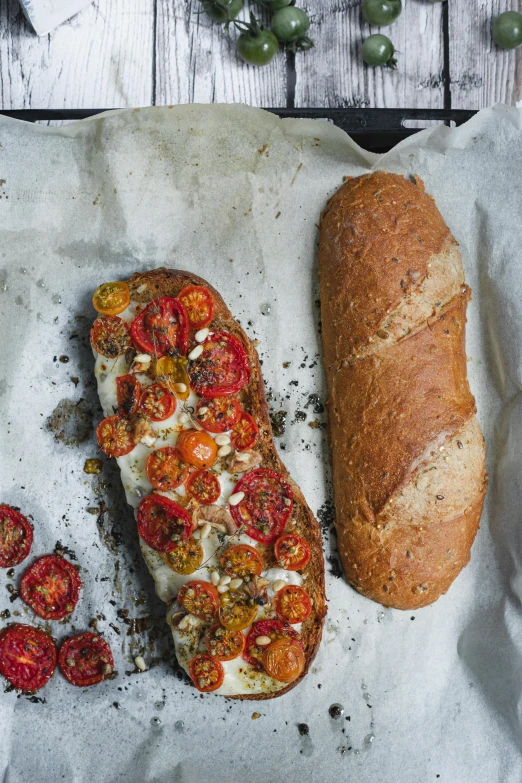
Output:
left=0, top=1, right=520, bottom=113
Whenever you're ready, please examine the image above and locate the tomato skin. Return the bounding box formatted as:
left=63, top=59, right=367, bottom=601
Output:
left=164, top=537, right=203, bottom=575
left=146, top=447, right=189, bottom=491
left=0, top=506, right=33, bottom=568
left=178, top=580, right=219, bottom=621
left=185, top=470, right=221, bottom=505
left=20, top=555, right=82, bottom=620
left=262, top=638, right=305, bottom=683
left=92, top=281, right=130, bottom=316
left=189, top=331, right=250, bottom=399
left=137, top=494, right=194, bottom=553
left=221, top=544, right=263, bottom=578
left=274, top=584, right=312, bottom=624
left=230, top=411, right=259, bottom=451
left=178, top=285, right=215, bottom=329
left=139, top=383, right=176, bottom=422
left=96, top=415, right=135, bottom=458
left=0, top=624, right=57, bottom=691
left=176, top=429, right=218, bottom=470
left=116, top=374, right=141, bottom=417
left=196, top=396, right=242, bottom=433
left=189, top=653, right=224, bottom=692
left=229, top=468, right=293, bottom=544
left=243, top=619, right=301, bottom=669
left=90, top=315, right=131, bottom=358
left=206, top=623, right=245, bottom=661
left=130, top=296, right=189, bottom=358
left=58, top=632, right=114, bottom=687
left=274, top=534, right=311, bottom=571
left=236, top=28, right=279, bottom=66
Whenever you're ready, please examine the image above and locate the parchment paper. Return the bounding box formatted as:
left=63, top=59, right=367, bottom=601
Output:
left=0, top=103, right=520, bottom=783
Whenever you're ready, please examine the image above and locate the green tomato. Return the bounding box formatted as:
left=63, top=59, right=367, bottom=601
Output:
left=259, top=0, right=292, bottom=9
left=362, top=0, right=402, bottom=27
left=492, top=11, right=522, bottom=50
left=271, top=7, right=310, bottom=42
left=362, top=34, right=396, bottom=68
left=236, top=28, right=279, bottom=65
left=199, top=0, right=243, bottom=24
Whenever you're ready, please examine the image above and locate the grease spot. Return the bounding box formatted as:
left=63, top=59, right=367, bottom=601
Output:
left=47, top=398, right=92, bottom=446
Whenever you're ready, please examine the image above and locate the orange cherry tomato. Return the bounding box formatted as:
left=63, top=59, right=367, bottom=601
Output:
left=92, top=281, right=130, bottom=316
left=230, top=411, right=259, bottom=452
left=206, top=623, right=245, bottom=661
left=196, top=396, right=241, bottom=434
left=274, top=534, right=311, bottom=571
left=274, top=585, right=312, bottom=624
left=244, top=619, right=301, bottom=669
left=185, top=470, right=221, bottom=505
left=221, top=544, right=263, bottom=578
left=146, top=447, right=189, bottom=491
left=96, top=415, right=135, bottom=458
left=164, top=538, right=204, bottom=575
left=139, top=383, right=176, bottom=422
left=90, top=315, right=131, bottom=358
left=262, top=638, right=305, bottom=683
left=178, top=580, right=219, bottom=622
left=178, top=285, right=215, bottom=329
left=218, top=590, right=257, bottom=631
left=189, top=653, right=224, bottom=692
left=176, top=429, right=218, bottom=469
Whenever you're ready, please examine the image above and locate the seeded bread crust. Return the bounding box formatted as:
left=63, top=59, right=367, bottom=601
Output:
left=319, top=172, right=487, bottom=610
left=126, top=268, right=326, bottom=698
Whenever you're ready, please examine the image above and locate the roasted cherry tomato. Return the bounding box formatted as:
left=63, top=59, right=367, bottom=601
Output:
left=96, top=415, right=135, bottom=458
left=230, top=411, right=259, bottom=451
left=116, top=374, right=141, bottom=418
left=178, top=285, right=215, bottom=330
left=243, top=619, right=301, bottom=669
left=139, top=383, right=176, bottom=422
left=145, top=447, right=189, bottom=491
left=92, top=281, right=130, bottom=316
left=189, top=331, right=250, bottom=399
left=164, top=537, right=204, bottom=575
left=229, top=468, right=293, bottom=544
left=206, top=623, right=245, bottom=661
left=176, top=429, right=218, bottom=469
left=178, top=580, right=219, bottom=621
left=189, top=653, right=224, bottom=692
left=0, top=505, right=33, bottom=568
left=196, top=396, right=242, bottom=433
left=221, top=544, right=263, bottom=578
left=0, top=624, right=57, bottom=691
left=130, top=296, right=189, bottom=358
left=137, top=494, right=194, bottom=553
left=185, top=470, right=221, bottom=505
left=58, top=632, right=114, bottom=687
left=274, top=534, right=310, bottom=571
left=262, top=637, right=305, bottom=683
left=218, top=590, right=257, bottom=631
left=20, top=555, right=81, bottom=620
left=274, top=584, right=312, bottom=624
left=90, top=315, right=131, bottom=358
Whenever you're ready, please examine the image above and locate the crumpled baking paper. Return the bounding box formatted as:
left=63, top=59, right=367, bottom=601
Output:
left=0, top=103, right=521, bottom=783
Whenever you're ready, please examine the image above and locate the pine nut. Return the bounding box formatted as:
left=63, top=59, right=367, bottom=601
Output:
left=219, top=574, right=231, bottom=585
left=134, top=656, right=147, bottom=671
left=272, top=580, right=286, bottom=592
left=218, top=445, right=232, bottom=457
left=217, top=584, right=229, bottom=594
left=178, top=412, right=189, bottom=424
left=195, top=327, right=210, bottom=343
left=229, top=578, right=243, bottom=590
left=228, top=491, right=245, bottom=506
left=210, top=571, right=220, bottom=586
left=188, top=345, right=203, bottom=361
left=215, top=434, right=231, bottom=446
left=198, top=406, right=208, bottom=415
left=200, top=523, right=212, bottom=539
left=174, top=382, right=187, bottom=393
left=255, top=636, right=271, bottom=646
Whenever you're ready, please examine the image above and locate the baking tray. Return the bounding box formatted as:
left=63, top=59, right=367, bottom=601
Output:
left=0, top=108, right=477, bottom=152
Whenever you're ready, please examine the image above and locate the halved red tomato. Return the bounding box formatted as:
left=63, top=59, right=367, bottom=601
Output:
left=274, top=534, right=311, bottom=571
left=58, top=632, right=114, bottom=687
left=221, top=544, right=263, bottom=578
left=274, top=585, right=312, bottom=624
left=0, top=624, right=57, bottom=691
left=185, top=470, right=221, bottom=505
left=0, top=505, right=33, bottom=568
left=206, top=623, right=245, bottom=661
left=96, top=415, right=135, bottom=458
left=189, top=653, right=224, bottom=692
left=262, top=638, right=305, bottom=684
left=243, top=619, right=301, bottom=670
left=230, top=411, right=259, bottom=451
left=229, top=468, right=293, bottom=544
left=178, top=580, right=219, bottom=621
left=146, top=447, right=189, bottom=491
left=137, top=494, right=194, bottom=553
left=20, top=555, right=81, bottom=620
left=92, top=281, right=130, bottom=316
left=90, top=315, right=131, bottom=358
left=196, top=396, right=241, bottom=433
left=139, top=383, right=176, bottom=422
left=218, top=590, right=257, bottom=631
left=116, top=374, right=141, bottom=417
left=178, top=285, right=215, bottom=330
left=130, top=296, right=189, bottom=358
left=189, top=331, right=250, bottom=399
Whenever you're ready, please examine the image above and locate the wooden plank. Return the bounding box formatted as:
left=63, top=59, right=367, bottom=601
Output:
left=0, top=0, right=154, bottom=109
left=155, top=0, right=286, bottom=106
left=449, top=0, right=522, bottom=108
left=295, top=0, right=445, bottom=109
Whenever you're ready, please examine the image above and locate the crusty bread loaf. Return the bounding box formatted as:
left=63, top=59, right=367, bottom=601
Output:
left=319, top=172, right=487, bottom=610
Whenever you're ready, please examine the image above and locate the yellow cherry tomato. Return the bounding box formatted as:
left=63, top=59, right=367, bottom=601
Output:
left=154, top=356, right=190, bottom=402
left=92, top=281, right=130, bottom=316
